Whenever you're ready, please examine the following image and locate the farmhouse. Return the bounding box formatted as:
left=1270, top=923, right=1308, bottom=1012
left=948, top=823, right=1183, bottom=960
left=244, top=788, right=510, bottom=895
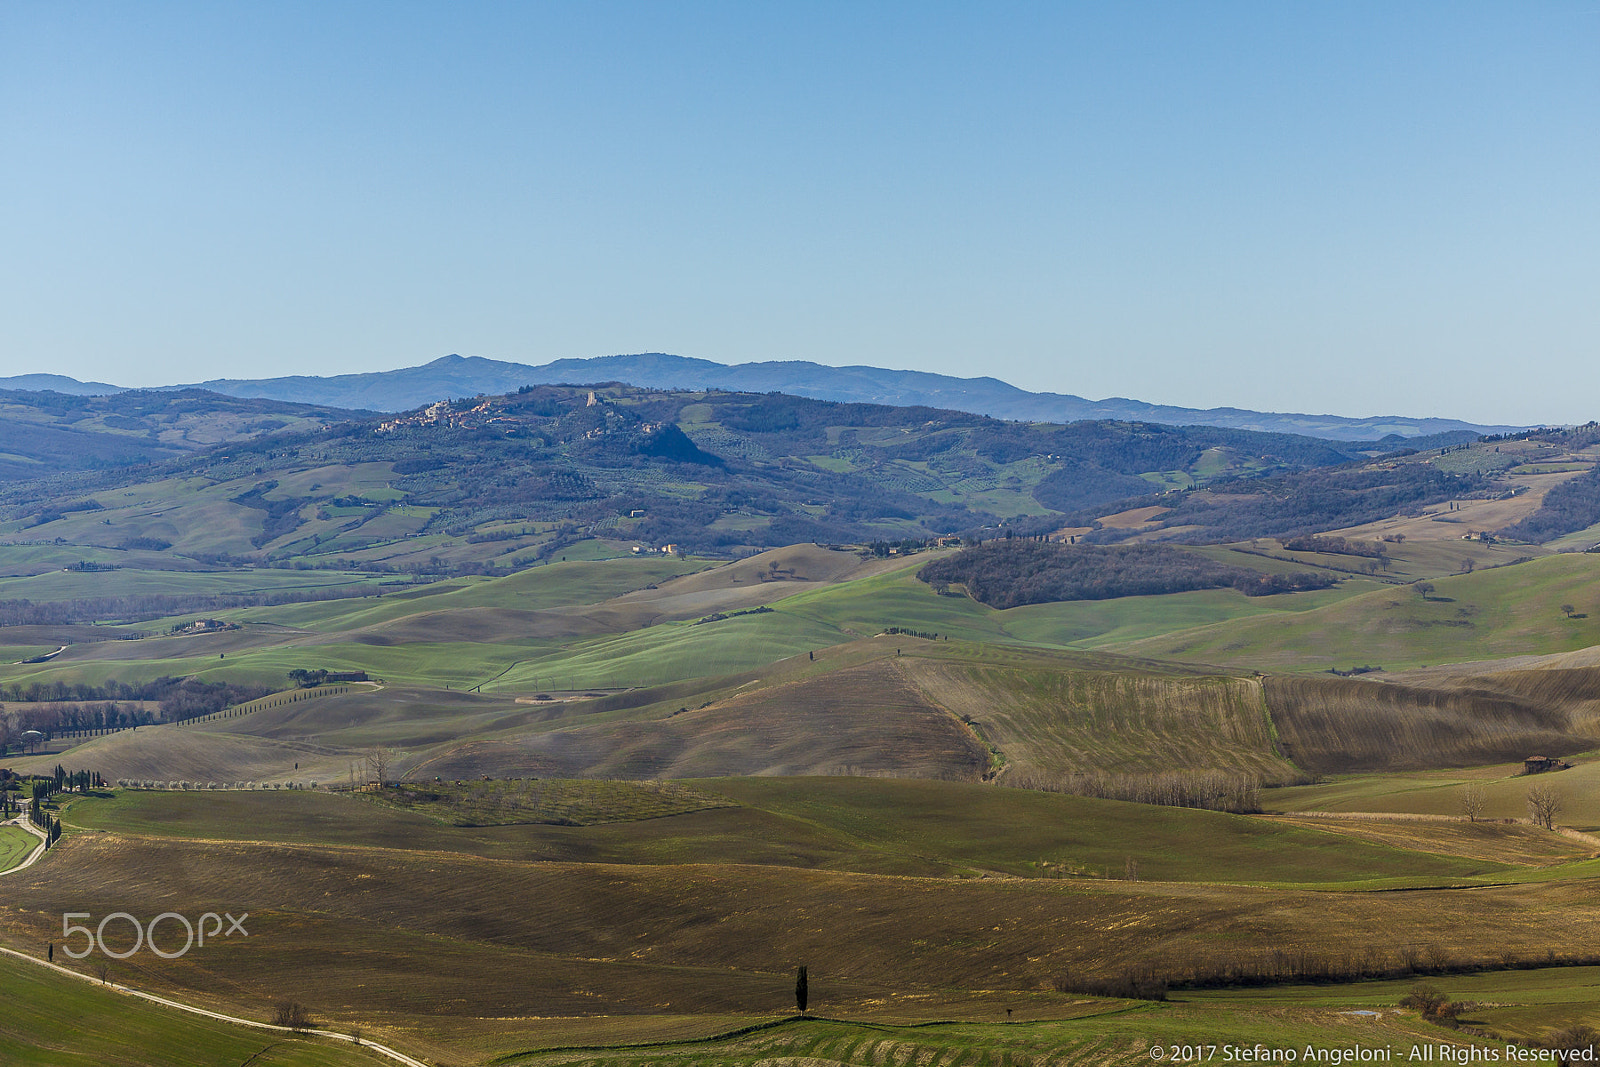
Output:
left=1523, top=755, right=1567, bottom=774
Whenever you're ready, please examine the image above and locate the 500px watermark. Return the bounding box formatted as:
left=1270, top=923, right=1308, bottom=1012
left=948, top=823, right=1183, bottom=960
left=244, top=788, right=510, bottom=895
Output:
left=60, top=911, right=248, bottom=959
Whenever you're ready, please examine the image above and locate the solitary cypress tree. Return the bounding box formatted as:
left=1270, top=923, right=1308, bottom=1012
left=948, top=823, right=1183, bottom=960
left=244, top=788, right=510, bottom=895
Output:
left=795, top=965, right=808, bottom=1013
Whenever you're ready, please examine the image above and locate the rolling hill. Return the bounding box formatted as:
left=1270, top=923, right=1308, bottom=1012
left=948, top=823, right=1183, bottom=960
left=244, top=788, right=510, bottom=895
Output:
left=0, top=388, right=366, bottom=483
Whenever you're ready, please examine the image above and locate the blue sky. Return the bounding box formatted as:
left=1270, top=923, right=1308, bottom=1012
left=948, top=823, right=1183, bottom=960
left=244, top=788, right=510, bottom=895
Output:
left=2, top=2, right=1595, bottom=424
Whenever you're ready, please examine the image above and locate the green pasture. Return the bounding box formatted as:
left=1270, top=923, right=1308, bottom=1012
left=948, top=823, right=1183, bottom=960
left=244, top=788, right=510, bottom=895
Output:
left=487, top=608, right=846, bottom=691
left=0, top=564, right=387, bottom=603
left=0, top=954, right=381, bottom=1067
left=1547, top=520, right=1600, bottom=553
left=1003, top=582, right=1370, bottom=649
left=0, top=637, right=525, bottom=691
left=230, top=556, right=712, bottom=631
left=0, top=643, right=58, bottom=663
left=0, top=825, right=39, bottom=871
left=772, top=555, right=1376, bottom=652
left=1269, top=759, right=1600, bottom=831
left=261, top=461, right=399, bottom=500
left=1125, top=552, right=1600, bottom=671
left=547, top=536, right=653, bottom=561
left=14, top=476, right=268, bottom=556
left=777, top=567, right=1012, bottom=643
left=0, top=541, right=209, bottom=575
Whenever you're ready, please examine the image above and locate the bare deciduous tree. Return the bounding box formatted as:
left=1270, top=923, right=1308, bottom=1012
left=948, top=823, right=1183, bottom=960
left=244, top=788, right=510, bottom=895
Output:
left=1527, top=782, right=1564, bottom=830
left=363, top=747, right=402, bottom=787
left=273, top=1001, right=313, bottom=1030
left=1460, top=783, right=1487, bottom=823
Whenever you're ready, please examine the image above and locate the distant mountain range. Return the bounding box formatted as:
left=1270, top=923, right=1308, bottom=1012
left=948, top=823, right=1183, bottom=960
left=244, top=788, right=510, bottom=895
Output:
left=3, top=353, right=1520, bottom=441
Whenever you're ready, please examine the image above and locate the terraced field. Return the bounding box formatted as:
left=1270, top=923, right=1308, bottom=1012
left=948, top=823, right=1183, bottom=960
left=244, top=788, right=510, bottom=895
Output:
left=900, top=658, right=1291, bottom=780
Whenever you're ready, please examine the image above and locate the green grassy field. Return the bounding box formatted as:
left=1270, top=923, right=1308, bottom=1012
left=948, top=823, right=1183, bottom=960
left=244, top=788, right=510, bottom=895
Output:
left=485, top=608, right=847, bottom=691
left=0, top=954, right=384, bottom=1067
left=230, top=557, right=713, bottom=632
left=1125, top=552, right=1600, bottom=671
left=0, top=824, right=38, bottom=871
left=1268, top=758, right=1600, bottom=831
left=0, top=564, right=390, bottom=602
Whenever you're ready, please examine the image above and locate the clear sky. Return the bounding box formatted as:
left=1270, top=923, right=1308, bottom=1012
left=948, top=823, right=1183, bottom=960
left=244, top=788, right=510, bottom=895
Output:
left=2, top=2, right=1595, bottom=424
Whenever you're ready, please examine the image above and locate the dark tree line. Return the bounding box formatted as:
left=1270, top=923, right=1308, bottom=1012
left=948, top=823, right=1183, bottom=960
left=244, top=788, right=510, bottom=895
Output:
left=1280, top=535, right=1388, bottom=559
left=4, top=701, right=157, bottom=739
left=918, top=540, right=1332, bottom=610
left=1, top=677, right=272, bottom=732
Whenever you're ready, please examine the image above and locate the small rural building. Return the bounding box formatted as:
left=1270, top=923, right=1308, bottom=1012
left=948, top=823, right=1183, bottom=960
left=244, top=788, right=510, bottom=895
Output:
left=1524, top=755, right=1567, bottom=775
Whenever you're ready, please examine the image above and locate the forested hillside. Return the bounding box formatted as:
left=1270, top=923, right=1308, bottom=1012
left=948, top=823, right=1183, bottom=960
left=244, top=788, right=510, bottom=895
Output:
left=0, top=383, right=1384, bottom=563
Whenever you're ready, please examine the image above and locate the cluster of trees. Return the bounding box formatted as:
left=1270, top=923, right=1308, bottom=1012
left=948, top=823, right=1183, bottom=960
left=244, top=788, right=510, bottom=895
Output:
left=0, top=770, right=20, bottom=817
left=918, top=541, right=1332, bottom=610
left=287, top=668, right=367, bottom=687
left=1281, top=534, right=1388, bottom=559
left=1, top=677, right=271, bottom=736
left=2, top=701, right=158, bottom=741
left=156, top=677, right=274, bottom=722
left=41, top=764, right=103, bottom=794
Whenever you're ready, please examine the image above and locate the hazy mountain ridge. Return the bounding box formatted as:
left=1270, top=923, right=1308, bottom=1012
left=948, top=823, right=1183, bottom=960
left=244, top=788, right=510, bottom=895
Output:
left=15, top=353, right=1519, bottom=441
left=0, top=373, right=124, bottom=395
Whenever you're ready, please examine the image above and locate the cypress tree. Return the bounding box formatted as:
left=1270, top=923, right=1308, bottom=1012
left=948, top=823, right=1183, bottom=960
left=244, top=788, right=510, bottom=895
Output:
left=795, top=965, right=808, bottom=1014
